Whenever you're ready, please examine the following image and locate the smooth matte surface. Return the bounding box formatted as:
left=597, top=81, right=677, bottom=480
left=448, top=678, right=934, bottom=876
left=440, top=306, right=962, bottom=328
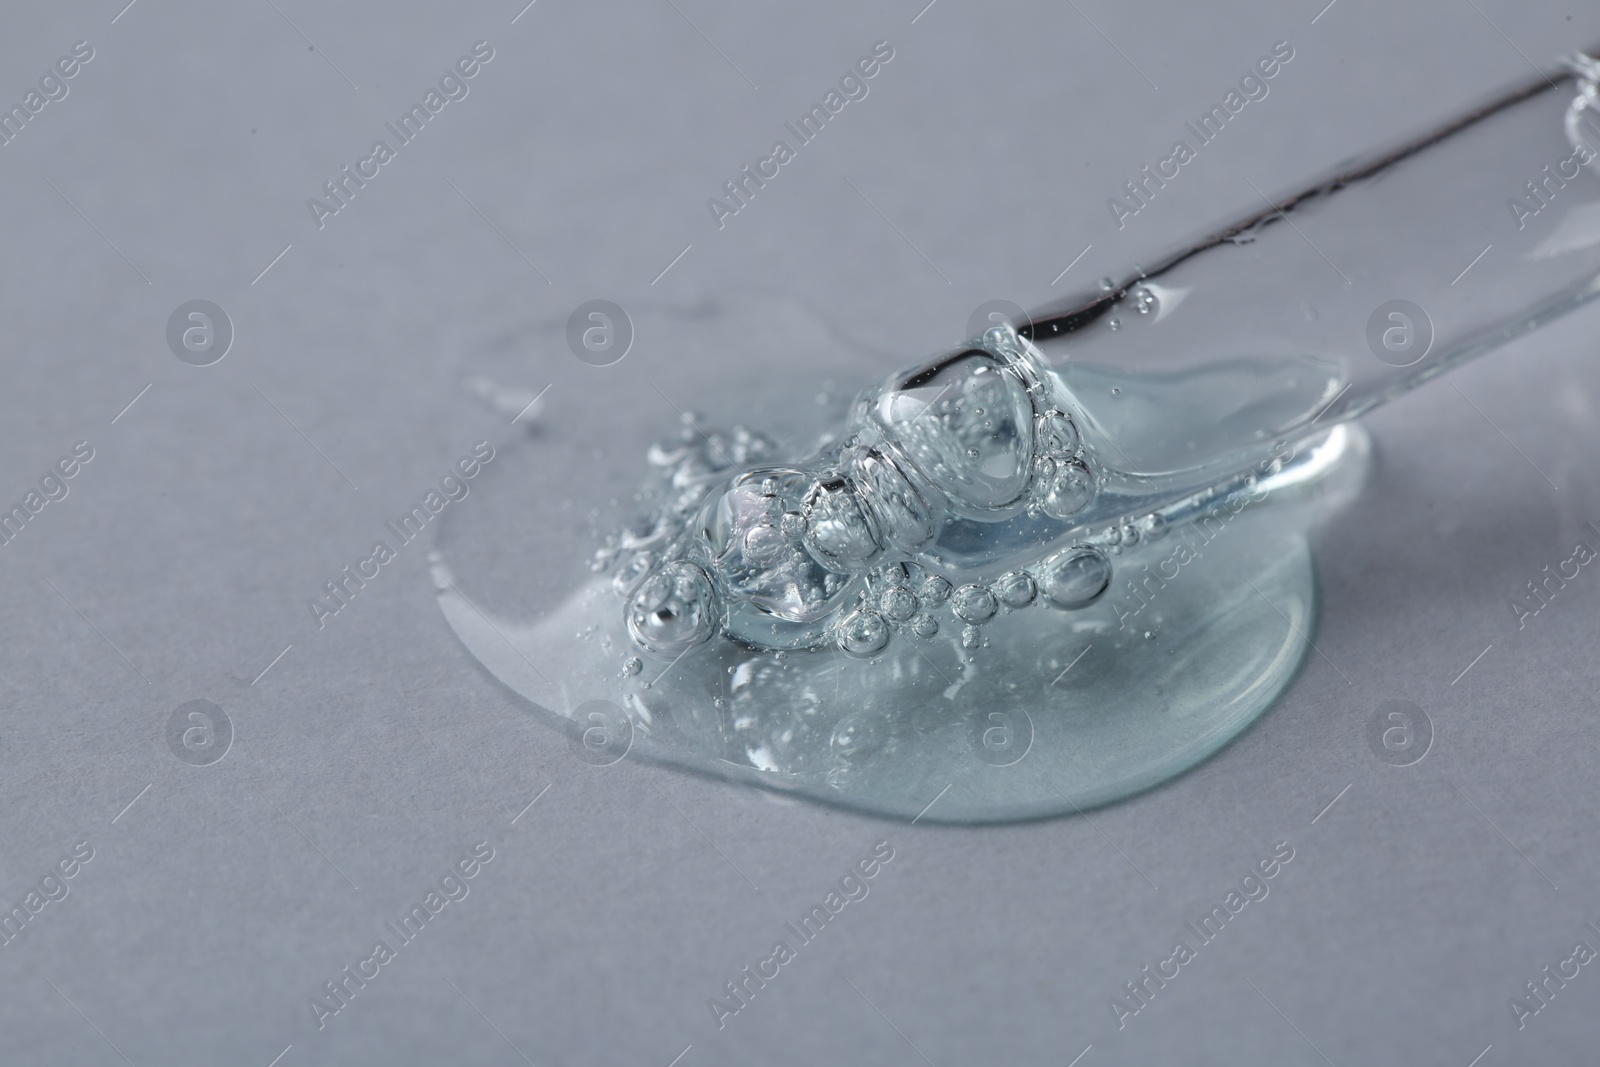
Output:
left=2, top=2, right=1598, bottom=1064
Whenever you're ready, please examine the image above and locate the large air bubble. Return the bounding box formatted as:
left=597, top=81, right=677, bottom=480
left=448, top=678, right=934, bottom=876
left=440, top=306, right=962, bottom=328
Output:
left=705, top=468, right=849, bottom=623
left=872, top=350, right=1035, bottom=515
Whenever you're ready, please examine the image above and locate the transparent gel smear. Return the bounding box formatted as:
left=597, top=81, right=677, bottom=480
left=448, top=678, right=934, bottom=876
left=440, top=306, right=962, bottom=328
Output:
left=436, top=50, right=1600, bottom=822
left=433, top=298, right=1365, bottom=823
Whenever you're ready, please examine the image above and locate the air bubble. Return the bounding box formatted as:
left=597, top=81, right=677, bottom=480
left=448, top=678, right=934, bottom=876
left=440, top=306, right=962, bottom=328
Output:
left=961, top=625, right=982, bottom=649
left=626, top=561, right=720, bottom=656
left=849, top=448, right=935, bottom=554
left=919, top=575, right=953, bottom=605
left=647, top=440, right=689, bottom=468
left=612, top=552, right=656, bottom=598
left=780, top=511, right=808, bottom=545
left=879, top=586, right=919, bottom=621
left=871, top=561, right=910, bottom=587
left=838, top=609, right=890, bottom=657
left=1036, top=411, right=1080, bottom=458
left=951, top=584, right=999, bottom=624
left=873, top=350, right=1034, bottom=512
left=994, top=571, right=1037, bottom=609
left=802, top=477, right=882, bottom=571
left=709, top=471, right=846, bottom=623
left=981, top=324, right=1018, bottom=349
left=911, top=613, right=939, bottom=638
left=1039, top=459, right=1094, bottom=520
left=1042, top=546, right=1112, bottom=610
left=742, top=524, right=787, bottom=566
left=621, top=656, right=643, bottom=677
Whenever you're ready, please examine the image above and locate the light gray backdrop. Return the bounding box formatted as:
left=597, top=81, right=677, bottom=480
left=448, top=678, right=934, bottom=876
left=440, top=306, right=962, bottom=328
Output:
left=1, top=1, right=1597, bottom=1064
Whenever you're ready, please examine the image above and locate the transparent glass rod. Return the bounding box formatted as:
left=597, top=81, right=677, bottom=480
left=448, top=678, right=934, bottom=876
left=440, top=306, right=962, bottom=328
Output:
left=1022, top=47, right=1600, bottom=482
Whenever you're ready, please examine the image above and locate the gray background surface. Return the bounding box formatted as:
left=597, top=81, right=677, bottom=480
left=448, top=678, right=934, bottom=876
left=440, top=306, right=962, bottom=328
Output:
left=2, top=1, right=1598, bottom=1064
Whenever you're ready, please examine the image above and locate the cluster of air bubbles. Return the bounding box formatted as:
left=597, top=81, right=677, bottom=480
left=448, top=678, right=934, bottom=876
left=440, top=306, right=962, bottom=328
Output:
left=593, top=419, right=776, bottom=574
left=1025, top=407, right=1096, bottom=522
left=611, top=551, right=655, bottom=596
left=826, top=547, right=1111, bottom=658
left=1100, top=520, right=1146, bottom=556
left=594, top=325, right=1141, bottom=666
left=1131, top=285, right=1158, bottom=315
